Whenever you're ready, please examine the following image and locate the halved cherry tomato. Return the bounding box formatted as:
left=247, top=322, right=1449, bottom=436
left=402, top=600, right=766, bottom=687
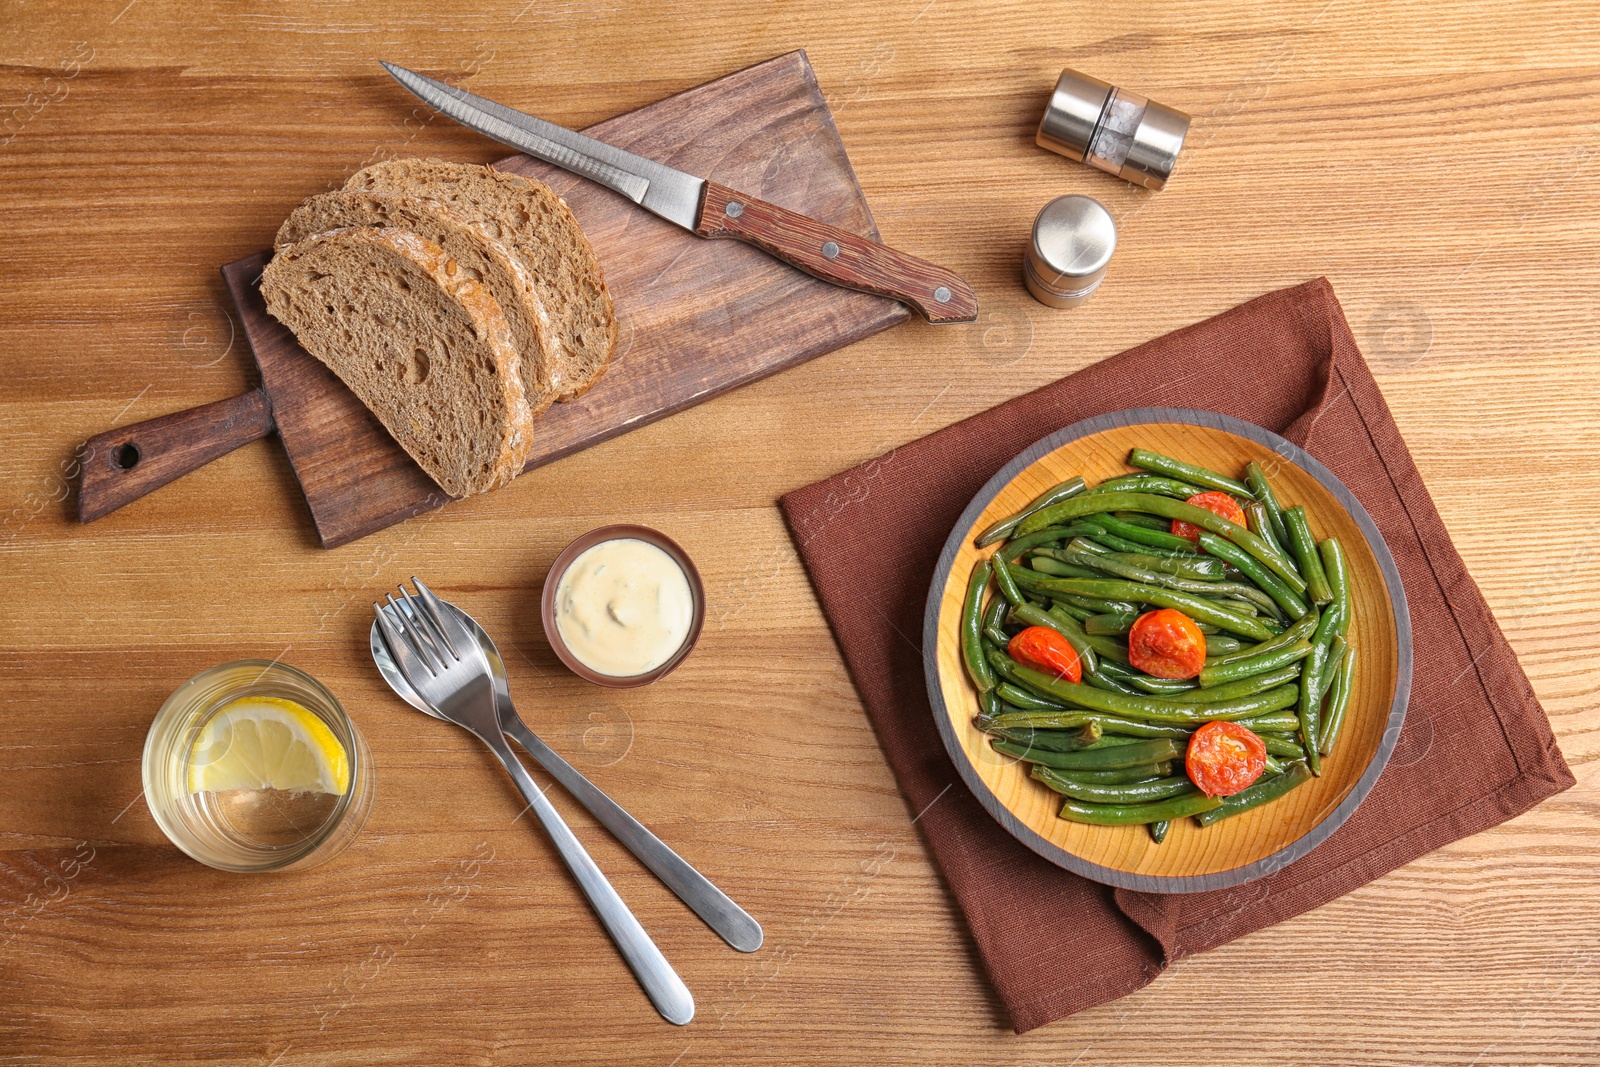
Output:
left=1186, top=720, right=1268, bottom=797
left=1171, top=490, right=1247, bottom=542
left=1127, top=608, right=1206, bottom=679
left=1008, top=626, right=1082, bottom=683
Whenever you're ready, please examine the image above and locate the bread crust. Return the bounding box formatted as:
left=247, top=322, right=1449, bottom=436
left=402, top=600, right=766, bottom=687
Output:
left=346, top=158, right=618, bottom=401
left=276, top=189, right=557, bottom=416
left=262, top=226, right=536, bottom=496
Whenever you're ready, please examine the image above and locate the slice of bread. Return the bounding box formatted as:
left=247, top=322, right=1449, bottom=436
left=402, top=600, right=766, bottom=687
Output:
left=275, top=190, right=556, bottom=415
left=346, top=158, right=618, bottom=401
left=261, top=226, right=536, bottom=498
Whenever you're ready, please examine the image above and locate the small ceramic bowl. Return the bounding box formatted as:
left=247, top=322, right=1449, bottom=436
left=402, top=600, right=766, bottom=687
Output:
left=540, top=524, right=706, bottom=688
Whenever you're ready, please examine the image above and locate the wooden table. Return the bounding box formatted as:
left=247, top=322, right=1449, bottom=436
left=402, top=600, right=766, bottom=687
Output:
left=3, top=2, right=1597, bottom=1063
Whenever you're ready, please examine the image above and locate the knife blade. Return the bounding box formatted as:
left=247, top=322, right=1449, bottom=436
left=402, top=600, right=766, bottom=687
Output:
left=379, top=61, right=978, bottom=324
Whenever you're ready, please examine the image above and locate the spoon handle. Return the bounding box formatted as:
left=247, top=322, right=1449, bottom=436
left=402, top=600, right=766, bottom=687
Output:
left=504, top=714, right=763, bottom=953
left=487, top=736, right=694, bottom=1026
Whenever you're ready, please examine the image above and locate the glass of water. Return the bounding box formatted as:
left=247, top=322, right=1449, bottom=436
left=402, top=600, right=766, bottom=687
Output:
left=142, top=660, right=373, bottom=872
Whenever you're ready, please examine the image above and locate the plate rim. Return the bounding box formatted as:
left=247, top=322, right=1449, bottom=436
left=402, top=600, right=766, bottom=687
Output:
left=921, top=407, right=1413, bottom=893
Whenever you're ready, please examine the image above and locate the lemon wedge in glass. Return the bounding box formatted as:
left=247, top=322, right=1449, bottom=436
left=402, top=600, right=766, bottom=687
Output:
left=187, top=696, right=350, bottom=796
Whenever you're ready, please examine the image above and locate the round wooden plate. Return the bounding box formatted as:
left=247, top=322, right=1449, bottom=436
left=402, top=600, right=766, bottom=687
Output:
left=922, top=408, right=1412, bottom=893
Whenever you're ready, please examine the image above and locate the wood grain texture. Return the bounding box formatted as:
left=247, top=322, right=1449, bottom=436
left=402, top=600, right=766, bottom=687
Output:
left=1, top=1, right=1598, bottom=1064
left=696, top=180, right=980, bottom=322
left=927, top=412, right=1408, bottom=889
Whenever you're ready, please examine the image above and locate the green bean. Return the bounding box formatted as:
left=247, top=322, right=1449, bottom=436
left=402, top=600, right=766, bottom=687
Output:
left=1195, top=532, right=1310, bottom=620
left=1318, top=645, right=1356, bottom=756
left=1093, top=513, right=1202, bottom=554
left=1234, top=711, right=1302, bottom=732
left=1046, top=545, right=1272, bottom=609
left=1244, top=461, right=1292, bottom=547
left=1113, top=512, right=1170, bottom=531
left=995, top=526, right=1075, bottom=561
left=1008, top=570, right=1275, bottom=641
left=995, top=682, right=1066, bottom=711
left=984, top=592, right=1010, bottom=636
left=1064, top=761, right=1173, bottom=784
left=993, top=736, right=1180, bottom=770
left=1260, top=734, right=1307, bottom=759
left=975, top=477, right=1089, bottom=547
left=1058, top=789, right=1223, bottom=826
left=1008, top=601, right=1099, bottom=674
left=1025, top=556, right=1105, bottom=580
left=1084, top=612, right=1137, bottom=635
left=1056, top=540, right=1227, bottom=581
left=992, top=555, right=1027, bottom=606
left=1198, top=639, right=1314, bottom=688
left=1206, top=635, right=1244, bottom=656
left=991, top=653, right=1299, bottom=723
left=1207, top=609, right=1320, bottom=665
left=1283, top=506, right=1333, bottom=605
left=1169, top=665, right=1303, bottom=703
left=1243, top=499, right=1288, bottom=563
left=1083, top=669, right=1141, bottom=696
left=1148, top=819, right=1170, bottom=844
left=977, top=688, right=1002, bottom=722
left=985, top=723, right=1105, bottom=752
left=1017, top=492, right=1305, bottom=592
left=961, top=562, right=997, bottom=692
left=1128, top=448, right=1255, bottom=498
left=1299, top=637, right=1329, bottom=776
left=1097, top=660, right=1195, bottom=696
left=1263, top=753, right=1287, bottom=776
left=984, top=622, right=1012, bottom=647
left=993, top=709, right=1189, bottom=738
left=1033, top=766, right=1195, bottom=804
left=1195, top=761, right=1314, bottom=826
left=1320, top=538, right=1350, bottom=641
left=1053, top=591, right=1144, bottom=616
left=1087, top=530, right=1196, bottom=559
left=1050, top=599, right=1096, bottom=622
left=1083, top=473, right=1206, bottom=499
left=1320, top=634, right=1348, bottom=696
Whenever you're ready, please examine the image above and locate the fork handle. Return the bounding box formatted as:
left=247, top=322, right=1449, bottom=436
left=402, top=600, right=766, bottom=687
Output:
left=488, top=738, right=694, bottom=1025
left=504, top=717, right=763, bottom=953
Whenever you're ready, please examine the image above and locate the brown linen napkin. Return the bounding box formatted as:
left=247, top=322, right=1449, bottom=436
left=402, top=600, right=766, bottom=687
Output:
left=779, top=278, right=1574, bottom=1033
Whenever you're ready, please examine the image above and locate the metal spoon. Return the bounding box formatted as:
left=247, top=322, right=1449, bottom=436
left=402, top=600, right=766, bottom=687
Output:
left=370, top=599, right=763, bottom=953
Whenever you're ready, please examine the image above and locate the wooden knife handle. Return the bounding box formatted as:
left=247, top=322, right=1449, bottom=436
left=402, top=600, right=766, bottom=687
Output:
left=695, top=181, right=979, bottom=324
left=78, top=388, right=275, bottom=522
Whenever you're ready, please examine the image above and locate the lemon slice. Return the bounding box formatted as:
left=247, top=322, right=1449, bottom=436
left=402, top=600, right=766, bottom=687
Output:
left=188, top=696, right=350, bottom=796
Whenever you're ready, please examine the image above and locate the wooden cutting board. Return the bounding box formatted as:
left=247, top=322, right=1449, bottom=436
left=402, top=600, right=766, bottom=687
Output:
left=80, top=50, right=911, bottom=548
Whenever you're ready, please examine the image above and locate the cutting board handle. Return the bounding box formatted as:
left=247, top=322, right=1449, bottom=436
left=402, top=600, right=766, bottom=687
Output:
left=78, top=389, right=276, bottom=522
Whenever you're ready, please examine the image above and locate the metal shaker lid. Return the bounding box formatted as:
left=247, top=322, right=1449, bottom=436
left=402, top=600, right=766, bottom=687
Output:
left=1035, top=68, right=1113, bottom=164
left=1024, top=195, right=1116, bottom=309
left=1035, top=67, right=1191, bottom=190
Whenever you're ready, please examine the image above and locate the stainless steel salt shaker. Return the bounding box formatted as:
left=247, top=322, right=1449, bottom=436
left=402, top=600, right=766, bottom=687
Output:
left=1036, top=68, right=1190, bottom=191
left=1024, top=195, right=1116, bottom=308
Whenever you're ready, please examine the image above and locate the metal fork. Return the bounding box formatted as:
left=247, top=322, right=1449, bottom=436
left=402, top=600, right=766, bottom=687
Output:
left=374, top=583, right=694, bottom=1025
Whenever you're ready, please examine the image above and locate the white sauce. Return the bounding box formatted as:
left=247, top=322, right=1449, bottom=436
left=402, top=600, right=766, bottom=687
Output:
left=554, top=538, right=694, bottom=677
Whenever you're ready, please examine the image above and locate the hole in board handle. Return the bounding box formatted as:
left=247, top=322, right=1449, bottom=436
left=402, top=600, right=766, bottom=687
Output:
left=113, top=442, right=141, bottom=470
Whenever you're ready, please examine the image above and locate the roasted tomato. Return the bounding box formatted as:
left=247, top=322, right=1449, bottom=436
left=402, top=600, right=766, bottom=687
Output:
left=1186, top=720, right=1268, bottom=797
left=1127, top=608, right=1207, bottom=679
left=1007, top=626, right=1082, bottom=683
left=1171, top=490, right=1247, bottom=542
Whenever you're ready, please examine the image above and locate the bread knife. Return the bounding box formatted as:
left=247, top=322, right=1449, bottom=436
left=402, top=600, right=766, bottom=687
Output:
left=379, top=62, right=978, bottom=324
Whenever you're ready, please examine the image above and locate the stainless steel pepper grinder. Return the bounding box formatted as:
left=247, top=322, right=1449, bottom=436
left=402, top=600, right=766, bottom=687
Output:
left=1036, top=68, right=1191, bottom=191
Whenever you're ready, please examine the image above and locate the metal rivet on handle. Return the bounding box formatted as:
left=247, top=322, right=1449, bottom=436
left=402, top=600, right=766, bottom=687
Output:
left=821, top=241, right=840, bottom=259
left=934, top=286, right=952, bottom=303
left=725, top=201, right=744, bottom=218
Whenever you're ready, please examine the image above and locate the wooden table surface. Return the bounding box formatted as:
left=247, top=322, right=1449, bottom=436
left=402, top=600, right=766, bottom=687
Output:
left=3, top=1, right=1597, bottom=1063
